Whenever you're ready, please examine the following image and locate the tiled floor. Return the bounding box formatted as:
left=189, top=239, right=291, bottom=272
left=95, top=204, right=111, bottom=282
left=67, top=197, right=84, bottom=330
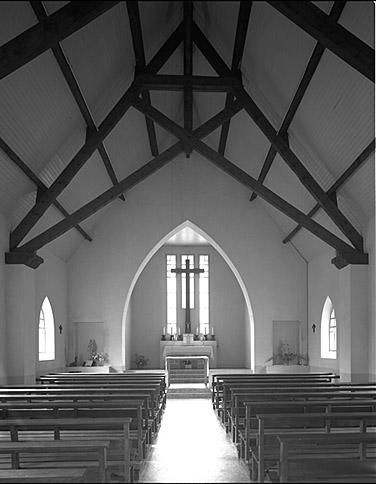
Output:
left=139, top=398, right=251, bottom=483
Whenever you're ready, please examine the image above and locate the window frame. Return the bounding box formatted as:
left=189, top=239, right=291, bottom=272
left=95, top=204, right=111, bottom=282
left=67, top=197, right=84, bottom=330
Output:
left=38, top=297, right=56, bottom=362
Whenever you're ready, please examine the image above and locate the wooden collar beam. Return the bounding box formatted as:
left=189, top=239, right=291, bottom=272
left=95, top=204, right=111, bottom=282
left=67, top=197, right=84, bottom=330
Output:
left=249, top=1, right=346, bottom=202
left=268, top=1, right=374, bottom=83
left=0, top=1, right=119, bottom=80
left=283, top=140, right=375, bottom=244
left=8, top=100, right=243, bottom=263
left=192, top=20, right=364, bottom=253
left=129, top=97, right=368, bottom=268
left=30, top=0, right=125, bottom=203
left=218, top=0, right=253, bottom=156
left=8, top=21, right=184, bottom=251
left=0, top=136, right=92, bottom=243
left=126, top=1, right=159, bottom=157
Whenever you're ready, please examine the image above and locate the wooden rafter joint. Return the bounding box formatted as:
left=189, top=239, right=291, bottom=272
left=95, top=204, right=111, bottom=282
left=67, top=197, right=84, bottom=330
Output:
left=5, top=251, right=44, bottom=269
left=331, top=250, right=369, bottom=269
left=134, top=74, right=242, bottom=93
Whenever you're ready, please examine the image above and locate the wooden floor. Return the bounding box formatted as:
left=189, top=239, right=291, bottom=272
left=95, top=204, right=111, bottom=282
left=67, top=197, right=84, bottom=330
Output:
left=139, top=398, right=251, bottom=483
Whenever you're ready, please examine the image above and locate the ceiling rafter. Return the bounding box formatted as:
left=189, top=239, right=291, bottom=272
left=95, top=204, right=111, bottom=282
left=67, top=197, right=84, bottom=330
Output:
left=9, top=100, right=244, bottom=261
left=183, top=0, right=193, bottom=157
left=249, top=1, right=346, bottom=202
left=0, top=1, right=120, bottom=81
left=30, top=0, right=125, bottom=203
left=268, top=1, right=374, bottom=83
left=192, top=20, right=365, bottom=254
left=126, top=1, right=159, bottom=157
left=8, top=20, right=184, bottom=251
left=283, top=139, right=375, bottom=244
left=0, top=136, right=92, bottom=243
left=130, top=96, right=367, bottom=268
left=218, top=0, right=252, bottom=156
left=134, top=73, right=241, bottom=91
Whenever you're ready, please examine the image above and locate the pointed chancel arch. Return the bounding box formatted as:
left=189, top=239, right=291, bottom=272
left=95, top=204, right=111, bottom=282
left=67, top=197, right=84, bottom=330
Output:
left=38, top=297, right=55, bottom=361
left=320, top=296, right=337, bottom=360
left=121, top=220, right=255, bottom=371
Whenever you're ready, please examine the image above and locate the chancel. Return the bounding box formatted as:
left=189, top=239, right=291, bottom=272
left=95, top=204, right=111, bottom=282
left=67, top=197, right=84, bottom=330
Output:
left=0, top=1, right=374, bottom=483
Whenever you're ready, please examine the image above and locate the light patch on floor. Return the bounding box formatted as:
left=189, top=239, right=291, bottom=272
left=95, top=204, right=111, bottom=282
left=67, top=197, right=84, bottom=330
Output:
left=139, top=398, right=251, bottom=483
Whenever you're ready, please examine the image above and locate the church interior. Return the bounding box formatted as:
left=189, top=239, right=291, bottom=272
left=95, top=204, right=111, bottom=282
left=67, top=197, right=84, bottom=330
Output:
left=0, top=1, right=374, bottom=482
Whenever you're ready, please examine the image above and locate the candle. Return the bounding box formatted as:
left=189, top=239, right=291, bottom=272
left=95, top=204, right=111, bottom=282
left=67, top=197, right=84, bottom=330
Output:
left=196, top=326, right=199, bottom=335
left=163, top=327, right=166, bottom=335
left=178, top=327, right=181, bottom=335
left=211, top=326, right=214, bottom=335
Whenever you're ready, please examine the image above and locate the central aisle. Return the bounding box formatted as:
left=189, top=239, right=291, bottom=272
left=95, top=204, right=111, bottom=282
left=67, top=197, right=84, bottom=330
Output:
left=139, top=398, right=251, bottom=483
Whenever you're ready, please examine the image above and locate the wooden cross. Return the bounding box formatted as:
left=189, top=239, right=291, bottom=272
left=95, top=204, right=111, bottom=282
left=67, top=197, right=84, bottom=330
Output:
left=171, top=259, right=204, bottom=333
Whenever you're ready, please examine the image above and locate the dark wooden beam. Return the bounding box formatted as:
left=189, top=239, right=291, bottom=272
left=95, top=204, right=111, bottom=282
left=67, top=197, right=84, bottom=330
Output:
left=184, top=1, right=193, bottom=157
left=0, top=1, right=119, bottom=80
left=268, top=1, right=374, bottom=82
left=193, top=22, right=364, bottom=252
left=130, top=97, right=367, bottom=261
left=5, top=251, right=44, bottom=269
left=249, top=1, right=346, bottom=201
left=0, top=136, right=92, bottom=243
left=135, top=73, right=241, bottom=92
left=126, top=1, right=159, bottom=157
left=332, top=250, right=369, bottom=269
left=12, top=101, right=243, bottom=255
left=218, top=1, right=252, bottom=155
left=9, top=22, right=184, bottom=250
left=283, top=139, right=375, bottom=244
left=30, top=0, right=125, bottom=202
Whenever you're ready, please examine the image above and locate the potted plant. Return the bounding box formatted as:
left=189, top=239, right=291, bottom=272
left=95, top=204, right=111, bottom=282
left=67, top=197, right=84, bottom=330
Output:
left=265, top=342, right=309, bottom=373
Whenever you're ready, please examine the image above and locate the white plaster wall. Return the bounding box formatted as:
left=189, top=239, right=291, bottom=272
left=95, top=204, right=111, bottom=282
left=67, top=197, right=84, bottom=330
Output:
left=130, top=245, right=246, bottom=368
left=365, top=216, right=375, bottom=380
left=308, top=213, right=375, bottom=381
left=68, top=153, right=307, bottom=371
left=34, top=248, right=68, bottom=377
left=0, top=213, right=8, bottom=383
left=308, top=251, right=340, bottom=375
left=4, top=245, right=68, bottom=383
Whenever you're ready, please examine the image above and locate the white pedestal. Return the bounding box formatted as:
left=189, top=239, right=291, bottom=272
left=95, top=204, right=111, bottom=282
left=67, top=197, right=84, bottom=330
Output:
left=64, top=366, right=111, bottom=373
left=266, top=365, right=311, bottom=374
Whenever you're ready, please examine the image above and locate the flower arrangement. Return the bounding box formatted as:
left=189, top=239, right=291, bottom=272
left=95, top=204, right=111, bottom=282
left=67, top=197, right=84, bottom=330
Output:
left=266, top=342, right=308, bottom=366
left=87, top=339, right=109, bottom=366
left=134, top=353, right=149, bottom=369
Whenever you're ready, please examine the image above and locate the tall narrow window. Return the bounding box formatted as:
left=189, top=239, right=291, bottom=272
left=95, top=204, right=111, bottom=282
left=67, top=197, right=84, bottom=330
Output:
left=166, top=255, right=177, bottom=335
left=38, top=297, right=55, bottom=361
left=181, top=255, right=194, bottom=309
left=199, top=255, right=209, bottom=334
left=329, top=308, right=337, bottom=353
left=320, top=297, right=337, bottom=359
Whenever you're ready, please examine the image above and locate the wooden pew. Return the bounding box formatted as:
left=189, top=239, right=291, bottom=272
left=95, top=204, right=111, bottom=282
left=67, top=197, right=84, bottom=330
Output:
left=0, top=400, right=147, bottom=462
left=228, top=384, right=376, bottom=440
left=278, top=432, right=376, bottom=483
left=241, top=398, right=376, bottom=462
left=0, top=417, right=132, bottom=482
left=212, top=375, right=340, bottom=417
left=252, top=412, right=376, bottom=482
left=211, top=373, right=339, bottom=408
left=0, top=440, right=110, bottom=483
left=0, top=468, right=88, bottom=482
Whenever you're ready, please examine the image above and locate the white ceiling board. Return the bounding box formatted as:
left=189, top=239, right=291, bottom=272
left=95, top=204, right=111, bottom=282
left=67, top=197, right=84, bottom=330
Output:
left=60, top=3, right=133, bottom=116
left=242, top=1, right=317, bottom=125
left=0, top=50, right=84, bottom=177
left=339, top=1, right=375, bottom=48
left=0, top=1, right=36, bottom=45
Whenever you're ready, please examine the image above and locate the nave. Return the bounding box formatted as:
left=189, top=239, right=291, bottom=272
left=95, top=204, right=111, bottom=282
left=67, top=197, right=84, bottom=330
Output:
left=139, top=397, right=251, bottom=483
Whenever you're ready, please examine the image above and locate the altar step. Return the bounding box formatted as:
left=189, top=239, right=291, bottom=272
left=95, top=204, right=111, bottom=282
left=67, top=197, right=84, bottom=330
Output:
left=167, top=384, right=211, bottom=399
left=168, top=369, right=207, bottom=385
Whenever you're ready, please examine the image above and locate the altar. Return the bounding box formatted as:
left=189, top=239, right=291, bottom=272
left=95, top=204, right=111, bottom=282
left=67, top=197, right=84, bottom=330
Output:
left=159, top=340, right=217, bottom=368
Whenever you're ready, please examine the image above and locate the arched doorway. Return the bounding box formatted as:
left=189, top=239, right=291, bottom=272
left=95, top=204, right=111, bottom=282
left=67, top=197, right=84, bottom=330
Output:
left=121, top=220, right=255, bottom=371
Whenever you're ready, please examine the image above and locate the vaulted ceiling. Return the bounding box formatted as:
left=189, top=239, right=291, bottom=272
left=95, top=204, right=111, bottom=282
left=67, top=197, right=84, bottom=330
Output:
left=0, top=1, right=374, bottom=268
